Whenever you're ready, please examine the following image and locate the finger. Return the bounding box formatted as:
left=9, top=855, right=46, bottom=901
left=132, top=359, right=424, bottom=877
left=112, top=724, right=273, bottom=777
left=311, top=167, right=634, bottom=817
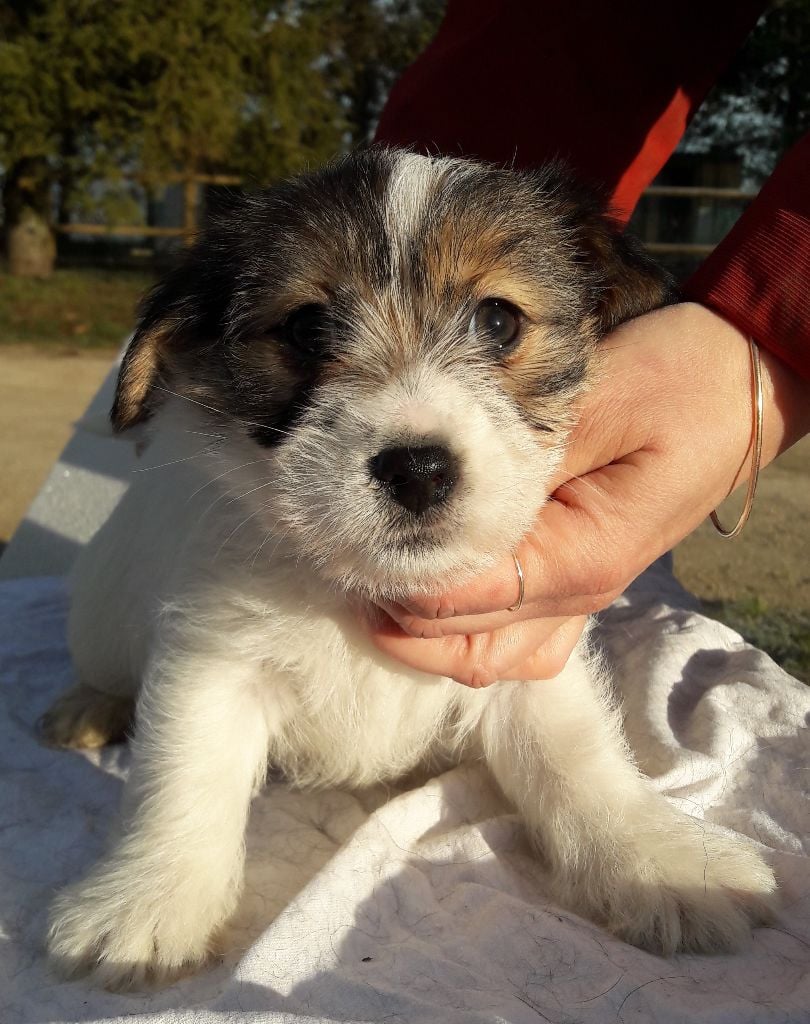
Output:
left=380, top=599, right=572, bottom=640
left=546, top=330, right=659, bottom=493
left=394, top=551, right=534, bottom=622
left=496, top=615, right=586, bottom=681
left=367, top=611, right=587, bottom=688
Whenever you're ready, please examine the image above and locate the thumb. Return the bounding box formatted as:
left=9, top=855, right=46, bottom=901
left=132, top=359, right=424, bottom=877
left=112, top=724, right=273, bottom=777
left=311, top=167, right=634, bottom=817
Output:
left=519, top=450, right=665, bottom=616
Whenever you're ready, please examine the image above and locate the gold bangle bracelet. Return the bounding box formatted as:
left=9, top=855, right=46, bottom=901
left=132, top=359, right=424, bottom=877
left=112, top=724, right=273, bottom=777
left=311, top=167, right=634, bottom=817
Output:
left=710, top=336, right=763, bottom=539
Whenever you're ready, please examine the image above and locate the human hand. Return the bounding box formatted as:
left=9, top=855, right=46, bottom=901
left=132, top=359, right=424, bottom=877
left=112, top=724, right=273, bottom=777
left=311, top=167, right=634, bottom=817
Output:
left=361, top=302, right=810, bottom=686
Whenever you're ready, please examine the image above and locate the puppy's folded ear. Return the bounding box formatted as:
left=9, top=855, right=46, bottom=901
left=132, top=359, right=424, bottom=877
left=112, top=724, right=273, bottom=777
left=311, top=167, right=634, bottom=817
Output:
left=580, top=213, right=676, bottom=334
left=112, top=288, right=173, bottom=432
left=554, top=172, right=676, bottom=336
left=111, top=258, right=227, bottom=433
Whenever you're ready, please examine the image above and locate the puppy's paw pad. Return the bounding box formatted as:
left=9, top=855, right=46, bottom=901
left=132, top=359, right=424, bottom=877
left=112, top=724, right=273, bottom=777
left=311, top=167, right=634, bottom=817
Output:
left=39, top=687, right=134, bottom=749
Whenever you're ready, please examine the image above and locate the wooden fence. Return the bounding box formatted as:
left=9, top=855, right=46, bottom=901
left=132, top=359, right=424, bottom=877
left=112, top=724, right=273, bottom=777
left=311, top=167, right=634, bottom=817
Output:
left=53, top=173, right=243, bottom=244
left=54, top=177, right=758, bottom=257
left=637, top=185, right=755, bottom=257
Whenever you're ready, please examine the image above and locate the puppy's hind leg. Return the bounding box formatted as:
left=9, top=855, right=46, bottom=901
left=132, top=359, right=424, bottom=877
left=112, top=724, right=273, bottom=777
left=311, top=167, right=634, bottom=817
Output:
left=39, top=684, right=135, bottom=749
left=479, top=654, right=777, bottom=955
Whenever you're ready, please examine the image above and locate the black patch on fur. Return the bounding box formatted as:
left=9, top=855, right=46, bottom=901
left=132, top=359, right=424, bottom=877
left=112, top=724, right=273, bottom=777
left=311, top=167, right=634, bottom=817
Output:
left=246, top=374, right=320, bottom=449
left=530, top=359, right=589, bottom=398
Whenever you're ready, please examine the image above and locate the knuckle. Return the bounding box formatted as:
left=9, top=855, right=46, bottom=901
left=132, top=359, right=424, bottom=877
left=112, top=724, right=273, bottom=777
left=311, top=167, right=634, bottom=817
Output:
left=406, top=596, right=437, bottom=619
left=453, top=664, right=496, bottom=688
left=561, top=591, right=610, bottom=616
left=434, top=592, right=459, bottom=620
left=539, top=649, right=569, bottom=680
left=589, top=589, right=621, bottom=613
left=453, top=635, right=498, bottom=688
left=470, top=665, right=497, bottom=688
left=396, top=613, right=442, bottom=639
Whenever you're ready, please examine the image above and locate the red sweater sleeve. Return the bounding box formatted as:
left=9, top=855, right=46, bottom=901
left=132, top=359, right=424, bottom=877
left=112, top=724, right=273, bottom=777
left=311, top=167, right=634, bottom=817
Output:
left=375, top=0, right=810, bottom=381
left=683, top=135, right=810, bottom=381
left=375, top=0, right=764, bottom=221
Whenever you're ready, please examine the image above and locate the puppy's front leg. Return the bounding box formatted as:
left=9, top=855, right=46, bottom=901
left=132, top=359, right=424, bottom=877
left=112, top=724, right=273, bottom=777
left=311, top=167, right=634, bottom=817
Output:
left=480, top=654, right=777, bottom=954
left=49, top=650, right=277, bottom=989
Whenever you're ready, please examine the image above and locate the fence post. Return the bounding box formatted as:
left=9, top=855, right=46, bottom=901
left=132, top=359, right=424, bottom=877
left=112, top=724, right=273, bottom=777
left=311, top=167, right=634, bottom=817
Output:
left=183, top=177, right=199, bottom=243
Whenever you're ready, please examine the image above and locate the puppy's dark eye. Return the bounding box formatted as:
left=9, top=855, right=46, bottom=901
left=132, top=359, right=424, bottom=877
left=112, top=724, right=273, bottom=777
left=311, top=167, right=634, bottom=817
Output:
left=282, top=304, right=329, bottom=356
left=471, top=299, right=523, bottom=352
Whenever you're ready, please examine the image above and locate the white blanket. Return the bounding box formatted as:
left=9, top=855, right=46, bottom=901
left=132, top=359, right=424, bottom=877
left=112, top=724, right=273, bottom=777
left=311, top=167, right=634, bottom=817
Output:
left=1, top=565, right=808, bottom=1023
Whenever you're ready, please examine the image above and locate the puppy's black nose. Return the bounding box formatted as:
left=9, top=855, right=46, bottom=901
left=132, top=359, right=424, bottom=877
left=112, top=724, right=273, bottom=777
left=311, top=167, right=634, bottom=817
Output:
left=370, top=445, right=458, bottom=516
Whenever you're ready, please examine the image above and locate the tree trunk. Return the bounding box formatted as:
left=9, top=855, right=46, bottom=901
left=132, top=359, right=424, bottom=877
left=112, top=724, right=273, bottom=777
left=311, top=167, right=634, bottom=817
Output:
left=3, top=158, right=56, bottom=278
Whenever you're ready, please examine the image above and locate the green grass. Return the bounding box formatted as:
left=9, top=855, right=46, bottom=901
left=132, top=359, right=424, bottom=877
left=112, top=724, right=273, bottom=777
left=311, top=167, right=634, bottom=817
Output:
left=702, top=596, right=810, bottom=683
left=0, top=269, right=154, bottom=349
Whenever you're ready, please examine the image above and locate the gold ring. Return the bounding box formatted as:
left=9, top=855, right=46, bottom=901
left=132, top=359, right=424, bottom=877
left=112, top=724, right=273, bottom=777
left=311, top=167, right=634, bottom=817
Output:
left=507, top=553, right=525, bottom=612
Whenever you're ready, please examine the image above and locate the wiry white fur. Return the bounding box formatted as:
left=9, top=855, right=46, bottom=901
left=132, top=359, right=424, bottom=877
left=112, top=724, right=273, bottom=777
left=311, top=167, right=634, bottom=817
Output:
left=384, top=151, right=446, bottom=261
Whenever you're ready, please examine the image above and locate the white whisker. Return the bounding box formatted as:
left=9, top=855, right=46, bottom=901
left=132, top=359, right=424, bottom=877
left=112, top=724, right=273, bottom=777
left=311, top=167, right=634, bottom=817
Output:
left=227, top=479, right=274, bottom=504
left=152, top=385, right=293, bottom=438
left=215, top=501, right=275, bottom=559
left=186, top=459, right=271, bottom=504
left=133, top=443, right=223, bottom=473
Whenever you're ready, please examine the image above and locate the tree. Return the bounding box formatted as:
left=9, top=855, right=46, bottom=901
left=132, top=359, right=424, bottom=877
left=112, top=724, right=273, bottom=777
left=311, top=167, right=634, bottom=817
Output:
left=233, top=0, right=351, bottom=183
left=234, top=0, right=445, bottom=180
left=0, top=0, right=445, bottom=275
left=681, top=0, right=810, bottom=184
left=0, top=0, right=153, bottom=274
left=336, top=0, right=445, bottom=146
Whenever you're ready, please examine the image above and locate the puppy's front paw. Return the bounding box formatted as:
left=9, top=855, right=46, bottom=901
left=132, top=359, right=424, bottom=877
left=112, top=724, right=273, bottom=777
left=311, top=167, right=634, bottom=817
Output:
left=595, top=824, right=778, bottom=955
left=48, top=861, right=233, bottom=989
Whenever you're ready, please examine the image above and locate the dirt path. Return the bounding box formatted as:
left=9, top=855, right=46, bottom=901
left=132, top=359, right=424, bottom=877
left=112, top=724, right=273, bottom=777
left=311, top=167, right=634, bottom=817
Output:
left=0, top=346, right=117, bottom=548
left=1, top=346, right=808, bottom=618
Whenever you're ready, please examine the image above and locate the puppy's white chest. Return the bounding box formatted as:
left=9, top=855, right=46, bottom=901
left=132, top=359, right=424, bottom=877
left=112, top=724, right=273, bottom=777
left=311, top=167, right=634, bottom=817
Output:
left=258, top=613, right=475, bottom=789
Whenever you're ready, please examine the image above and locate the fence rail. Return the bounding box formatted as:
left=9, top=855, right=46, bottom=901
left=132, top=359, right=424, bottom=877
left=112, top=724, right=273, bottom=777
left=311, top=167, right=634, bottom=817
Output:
left=54, top=224, right=184, bottom=238
left=54, top=178, right=759, bottom=255
left=643, top=185, right=756, bottom=200
left=644, top=242, right=718, bottom=256
left=55, top=173, right=244, bottom=243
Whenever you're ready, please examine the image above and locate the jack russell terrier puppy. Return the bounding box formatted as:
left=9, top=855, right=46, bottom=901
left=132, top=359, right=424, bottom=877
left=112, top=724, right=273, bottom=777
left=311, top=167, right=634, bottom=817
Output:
left=41, top=149, right=777, bottom=989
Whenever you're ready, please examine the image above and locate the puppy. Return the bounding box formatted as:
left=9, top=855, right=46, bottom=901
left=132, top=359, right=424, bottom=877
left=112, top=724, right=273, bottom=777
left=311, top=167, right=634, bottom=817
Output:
left=41, top=149, right=777, bottom=989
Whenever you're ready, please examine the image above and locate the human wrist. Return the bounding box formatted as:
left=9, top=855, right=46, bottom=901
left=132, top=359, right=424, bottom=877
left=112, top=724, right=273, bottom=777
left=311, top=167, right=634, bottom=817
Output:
left=675, top=302, right=809, bottom=489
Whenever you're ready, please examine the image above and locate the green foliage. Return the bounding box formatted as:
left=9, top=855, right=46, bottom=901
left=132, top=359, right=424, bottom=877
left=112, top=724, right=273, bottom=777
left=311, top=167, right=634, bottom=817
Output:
left=235, top=0, right=350, bottom=181
left=336, top=0, right=446, bottom=144
left=0, top=0, right=445, bottom=221
left=1, top=1, right=154, bottom=211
